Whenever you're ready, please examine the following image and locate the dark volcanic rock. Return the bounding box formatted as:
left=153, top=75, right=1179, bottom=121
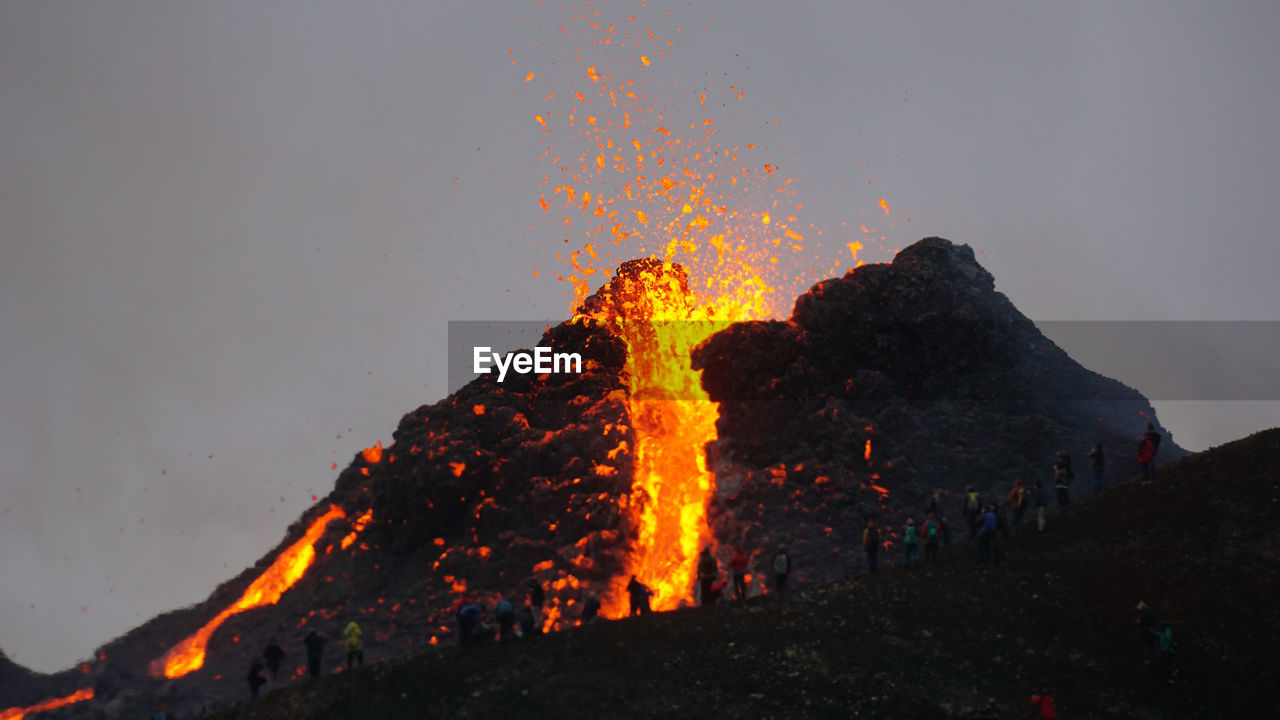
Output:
left=12, top=240, right=1194, bottom=719
left=694, top=237, right=1185, bottom=581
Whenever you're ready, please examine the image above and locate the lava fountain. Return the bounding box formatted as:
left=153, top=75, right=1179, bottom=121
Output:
left=578, top=258, right=770, bottom=614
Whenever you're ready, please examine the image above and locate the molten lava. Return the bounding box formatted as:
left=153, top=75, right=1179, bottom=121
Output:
left=153, top=505, right=347, bottom=679
left=580, top=260, right=769, bottom=614
left=0, top=688, right=94, bottom=720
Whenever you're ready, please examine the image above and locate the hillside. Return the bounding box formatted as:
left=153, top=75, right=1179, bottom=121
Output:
left=0, top=239, right=1197, bottom=719
left=206, top=429, right=1280, bottom=720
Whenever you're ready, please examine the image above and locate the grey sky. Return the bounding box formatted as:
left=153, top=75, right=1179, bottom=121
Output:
left=2, top=1, right=1278, bottom=672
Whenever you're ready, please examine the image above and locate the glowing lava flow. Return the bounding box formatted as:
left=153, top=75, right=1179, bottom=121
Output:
left=0, top=688, right=94, bottom=720
left=152, top=505, right=347, bottom=679
left=580, top=260, right=769, bottom=614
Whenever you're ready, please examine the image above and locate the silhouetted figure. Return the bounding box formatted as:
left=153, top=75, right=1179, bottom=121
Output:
left=1156, top=621, right=1178, bottom=683
left=977, top=506, right=997, bottom=566
left=862, top=520, right=880, bottom=572
left=923, top=514, right=941, bottom=564
left=1137, top=601, right=1159, bottom=664
left=772, top=546, right=791, bottom=592
left=1089, top=442, right=1106, bottom=492
left=247, top=659, right=267, bottom=699
left=457, top=601, right=480, bottom=646
left=263, top=639, right=285, bottom=680
left=1053, top=451, right=1073, bottom=509
left=582, top=594, right=601, bottom=622
left=927, top=491, right=951, bottom=544
left=626, top=575, right=653, bottom=616
left=527, top=580, right=546, bottom=633
left=902, top=518, right=919, bottom=569
left=1006, top=478, right=1029, bottom=537
left=962, top=486, right=983, bottom=538
left=343, top=621, right=363, bottom=668
left=1139, top=423, right=1162, bottom=480
left=1033, top=479, right=1048, bottom=531
left=303, top=629, right=325, bottom=678
left=697, top=546, right=718, bottom=606
left=495, top=597, right=517, bottom=642
left=730, top=548, right=748, bottom=600
left=517, top=604, right=536, bottom=637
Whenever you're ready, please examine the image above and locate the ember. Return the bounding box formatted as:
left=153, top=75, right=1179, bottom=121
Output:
left=152, top=505, right=347, bottom=678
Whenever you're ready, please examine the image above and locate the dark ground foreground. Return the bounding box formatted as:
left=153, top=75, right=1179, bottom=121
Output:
left=208, top=429, right=1279, bottom=720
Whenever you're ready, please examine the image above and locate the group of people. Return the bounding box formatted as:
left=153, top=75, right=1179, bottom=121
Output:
left=453, top=580, right=547, bottom=646
left=244, top=621, right=364, bottom=700
left=233, top=424, right=1169, bottom=703
left=868, top=424, right=1167, bottom=572
left=613, top=544, right=795, bottom=617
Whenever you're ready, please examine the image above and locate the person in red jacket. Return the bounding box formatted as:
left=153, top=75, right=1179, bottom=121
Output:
left=1138, top=423, right=1160, bottom=481
left=730, top=548, right=749, bottom=600
left=1029, top=691, right=1056, bottom=719
left=1006, top=478, right=1030, bottom=537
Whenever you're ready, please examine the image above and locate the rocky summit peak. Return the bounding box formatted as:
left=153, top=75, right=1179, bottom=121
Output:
left=890, top=236, right=994, bottom=293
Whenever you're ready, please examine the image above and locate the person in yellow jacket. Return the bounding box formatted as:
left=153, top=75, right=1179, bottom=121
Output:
left=862, top=519, right=880, bottom=572
left=343, top=621, right=364, bottom=669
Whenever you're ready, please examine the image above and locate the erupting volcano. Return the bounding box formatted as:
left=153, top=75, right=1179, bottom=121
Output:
left=0, top=7, right=1191, bottom=720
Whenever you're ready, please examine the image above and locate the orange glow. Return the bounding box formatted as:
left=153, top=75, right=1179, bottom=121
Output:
left=878, top=198, right=890, bottom=215
left=579, top=260, right=770, bottom=617
left=472, top=404, right=486, bottom=416
left=153, top=505, right=346, bottom=678
left=449, top=462, right=466, bottom=477
left=0, top=688, right=94, bottom=720
left=864, top=439, right=872, bottom=461
left=522, top=4, right=884, bottom=617
left=341, top=509, right=374, bottom=551
left=362, top=442, right=383, bottom=464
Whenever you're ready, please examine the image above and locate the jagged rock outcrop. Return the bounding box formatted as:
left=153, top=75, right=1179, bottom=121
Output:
left=694, top=237, right=1184, bottom=579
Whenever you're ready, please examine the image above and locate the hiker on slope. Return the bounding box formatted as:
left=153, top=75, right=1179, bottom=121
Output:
left=1139, top=423, right=1162, bottom=481
left=343, top=621, right=363, bottom=668
left=263, top=638, right=285, bottom=680
left=923, top=514, right=942, bottom=564
left=862, top=519, right=880, bottom=572
left=1006, top=478, right=1030, bottom=537
left=626, top=575, right=653, bottom=616
left=926, top=491, right=951, bottom=544
left=1053, top=451, right=1073, bottom=510
left=1089, top=442, right=1106, bottom=492
left=247, top=658, right=268, bottom=700
left=772, top=546, right=791, bottom=592
left=527, top=580, right=546, bottom=634
left=962, top=486, right=983, bottom=539
left=697, top=546, right=719, bottom=606
left=902, top=518, right=920, bottom=570
left=303, top=629, right=325, bottom=677
left=976, top=505, right=998, bottom=566
left=1033, top=478, right=1048, bottom=531
left=495, top=596, right=517, bottom=642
